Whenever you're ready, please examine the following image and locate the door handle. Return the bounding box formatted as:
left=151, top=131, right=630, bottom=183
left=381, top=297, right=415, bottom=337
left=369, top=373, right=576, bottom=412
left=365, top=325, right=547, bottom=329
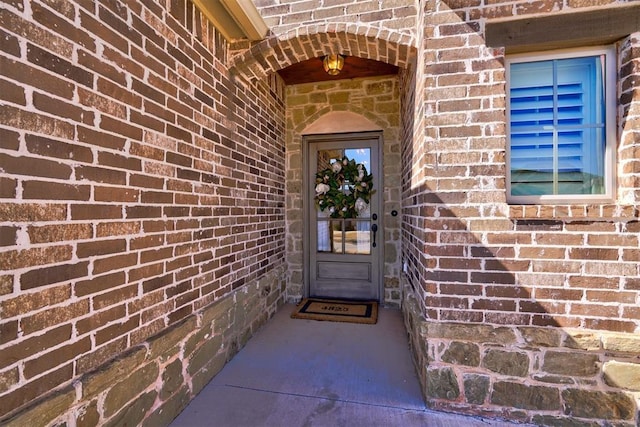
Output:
left=371, top=223, right=378, bottom=248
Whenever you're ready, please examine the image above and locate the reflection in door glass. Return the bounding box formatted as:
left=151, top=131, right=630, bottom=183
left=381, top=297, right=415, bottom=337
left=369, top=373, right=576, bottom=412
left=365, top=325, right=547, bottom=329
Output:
left=330, top=221, right=343, bottom=254
left=317, top=149, right=342, bottom=177
left=317, top=220, right=331, bottom=252
left=317, top=220, right=371, bottom=255
left=345, top=220, right=370, bottom=255
left=317, top=220, right=343, bottom=254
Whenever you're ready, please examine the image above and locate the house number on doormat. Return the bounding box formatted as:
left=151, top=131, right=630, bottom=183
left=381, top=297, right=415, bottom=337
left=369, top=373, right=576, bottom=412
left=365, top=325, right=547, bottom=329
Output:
left=321, top=305, right=348, bottom=312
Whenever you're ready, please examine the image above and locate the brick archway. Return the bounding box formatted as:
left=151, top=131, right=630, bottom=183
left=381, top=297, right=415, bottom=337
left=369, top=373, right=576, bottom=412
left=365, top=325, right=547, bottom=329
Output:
left=229, top=23, right=417, bottom=81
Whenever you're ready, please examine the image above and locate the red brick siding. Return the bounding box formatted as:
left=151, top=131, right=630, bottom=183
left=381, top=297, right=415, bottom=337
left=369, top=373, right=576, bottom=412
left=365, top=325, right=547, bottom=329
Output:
left=0, top=0, right=285, bottom=419
left=401, top=0, right=640, bottom=335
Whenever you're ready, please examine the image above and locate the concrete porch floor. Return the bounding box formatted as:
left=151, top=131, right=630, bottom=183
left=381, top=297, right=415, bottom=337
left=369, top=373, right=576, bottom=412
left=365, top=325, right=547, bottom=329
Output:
left=170, top=304, right=531, bottom=427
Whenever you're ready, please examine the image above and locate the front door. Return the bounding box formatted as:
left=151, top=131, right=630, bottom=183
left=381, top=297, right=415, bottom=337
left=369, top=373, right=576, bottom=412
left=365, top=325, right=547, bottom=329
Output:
left=305, top=132, right=383, bottom=301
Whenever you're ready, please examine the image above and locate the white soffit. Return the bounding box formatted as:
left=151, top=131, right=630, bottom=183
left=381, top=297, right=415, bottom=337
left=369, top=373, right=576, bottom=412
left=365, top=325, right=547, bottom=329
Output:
left=192, top=0, right=268, bottom=41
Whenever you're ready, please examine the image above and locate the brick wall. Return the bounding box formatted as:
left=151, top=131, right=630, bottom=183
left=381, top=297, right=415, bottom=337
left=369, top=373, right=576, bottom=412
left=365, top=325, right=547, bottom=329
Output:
left=254, top=0, right=417, bottom=38
left=405, top=0, right=640, bottom=341
left=2, top=0, right=640, bottom=425
left=400, top=1, right=640, bottom=424
left=0, top=0, right=286, bottom=421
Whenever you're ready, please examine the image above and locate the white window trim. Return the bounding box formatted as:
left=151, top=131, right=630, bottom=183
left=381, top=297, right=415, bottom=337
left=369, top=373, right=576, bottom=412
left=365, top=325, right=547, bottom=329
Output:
left=506, top=46, right=617, bottom=205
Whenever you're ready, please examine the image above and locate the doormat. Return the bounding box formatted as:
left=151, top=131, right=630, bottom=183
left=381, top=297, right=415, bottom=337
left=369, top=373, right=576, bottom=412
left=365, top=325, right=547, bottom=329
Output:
left=291, top=298, right=378, bottom=324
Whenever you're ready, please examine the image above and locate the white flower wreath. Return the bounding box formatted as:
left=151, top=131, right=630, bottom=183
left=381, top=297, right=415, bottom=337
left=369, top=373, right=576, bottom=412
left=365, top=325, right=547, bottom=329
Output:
left=314, top=156, right=374, bottom=219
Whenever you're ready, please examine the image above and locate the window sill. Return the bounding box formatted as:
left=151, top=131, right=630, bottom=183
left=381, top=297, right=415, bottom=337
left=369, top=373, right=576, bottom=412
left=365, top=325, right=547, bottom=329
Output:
left=508, top=204, right=639, bottom=222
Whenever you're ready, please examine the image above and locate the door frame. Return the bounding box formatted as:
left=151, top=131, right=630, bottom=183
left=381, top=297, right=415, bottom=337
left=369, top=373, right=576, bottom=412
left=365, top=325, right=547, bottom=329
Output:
left=302, top=131, right=385, bottom=302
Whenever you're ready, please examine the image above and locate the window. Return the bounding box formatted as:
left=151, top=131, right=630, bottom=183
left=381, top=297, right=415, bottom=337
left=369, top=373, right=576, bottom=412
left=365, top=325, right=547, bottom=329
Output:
left=506, top=47, right=616, bottom=204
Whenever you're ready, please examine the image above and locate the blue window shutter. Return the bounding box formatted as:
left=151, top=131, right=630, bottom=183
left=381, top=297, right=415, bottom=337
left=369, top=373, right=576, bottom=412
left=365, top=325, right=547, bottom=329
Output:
left=509, top=55, right=606, bottom=197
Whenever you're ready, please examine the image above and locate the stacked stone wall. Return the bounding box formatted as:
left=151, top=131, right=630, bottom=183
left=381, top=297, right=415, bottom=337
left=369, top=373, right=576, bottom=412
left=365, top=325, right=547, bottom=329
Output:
left=285, top=75, right=403, bottom=306
left=404, top=282, right=640, bottom=426
left=2, top=269, right=285, bottom=426
left=0, top=0, right=286, bottom=421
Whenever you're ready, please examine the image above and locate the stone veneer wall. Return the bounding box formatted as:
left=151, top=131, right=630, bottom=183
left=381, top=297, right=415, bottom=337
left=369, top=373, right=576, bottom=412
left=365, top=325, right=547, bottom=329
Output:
left=404, top=281, right=640, bottom=426
left=2, top=268, right=285, bottom=426
left=400, top=1, right=640, bottom=425
left=285, top=76, right=403, bottom=306
left=0, top=0, right=286, bottom=422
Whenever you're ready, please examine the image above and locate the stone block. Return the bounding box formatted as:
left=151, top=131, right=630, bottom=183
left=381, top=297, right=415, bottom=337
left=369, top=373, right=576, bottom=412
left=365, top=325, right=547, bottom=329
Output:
left=82, top=346, right=147, bottom=399
left=563, top=331, right=601, bottom=351
left=519, top=327, right=562, bottom=347
left=147, top=316, right=196, bottom=360
left=426, top=367, right=459, bottom=400
left=3, top=386, right=75, bottom=427
left=75, top=400, right=99, bottom=427
left=184, top=324, right=213, bottom=359
left=562, top=389, right=636, bottom=420
left=531, top=415, right=601, bottom=427
left=104, top=363, right=159, bottom=417
left=482, top=349, right=529, bottom=377
left=191, top=352, right=227, bottom=396
left=463, top=374, right=489, bottom=404
left=187, top=334, right=223, bottom=376
left=287, top=94, right=309, bottom=106
left=602, top=334, right=640, bottom=354
left=366, top=80, right=395, bottom=96
left=143, top=387, right=190, bottom=427
left=425, top=322, right=517, bottom=345
left=328, top=91, right=350, bottom=104
left=441, top=341, right=480, bottom=366
left=603, top=361, right=640, bottom=391
left=238, top=325, right=253, bottom=348
left=531, top=374, right=575, bottom=385
left=542, top=351, right=599, bottom=377
left=491, top=381, right=561, bottom=411
left=103, top=390, right=156, bottom=427
left=161, top=359, right=184, bottom=399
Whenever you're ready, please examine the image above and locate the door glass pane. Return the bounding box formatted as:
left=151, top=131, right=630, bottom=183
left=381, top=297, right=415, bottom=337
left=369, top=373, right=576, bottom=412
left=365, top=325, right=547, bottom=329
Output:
left=317, top=220, right=344, bottom=253
left=331, top=221, right=343, bottom=254
left=315, top=147, right=372, bottom=255
left=317, top=149, right=342, bottom=177
left=344, top=148, right=371, bottom=179
left=344, top=220, right=370, bottom=255
left=317, top=220, right=331, bottom=252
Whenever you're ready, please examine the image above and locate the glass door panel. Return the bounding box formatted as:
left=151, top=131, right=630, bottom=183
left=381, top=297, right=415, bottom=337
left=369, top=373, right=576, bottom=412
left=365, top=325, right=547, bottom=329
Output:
left=315, top=147, right=372, bottom=255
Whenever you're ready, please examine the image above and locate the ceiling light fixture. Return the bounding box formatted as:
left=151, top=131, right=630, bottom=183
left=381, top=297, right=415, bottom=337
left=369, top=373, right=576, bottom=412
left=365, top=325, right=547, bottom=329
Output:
left=323, top=54, right=345, bottom=75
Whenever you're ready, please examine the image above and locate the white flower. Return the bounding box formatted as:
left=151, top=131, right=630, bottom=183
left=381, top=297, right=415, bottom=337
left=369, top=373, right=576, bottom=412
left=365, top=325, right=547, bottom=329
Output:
left=329, top=207, right=335, bottom=214
left=331, top=162, right=342, bottom=173
left=355, top=198, right=368, bottom=213
left=315, top=183, right=330, bottom=194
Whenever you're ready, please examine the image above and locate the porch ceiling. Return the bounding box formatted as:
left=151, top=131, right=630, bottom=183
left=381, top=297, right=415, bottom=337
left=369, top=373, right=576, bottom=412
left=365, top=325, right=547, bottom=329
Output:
left=277, top=56, right=399, bottom=85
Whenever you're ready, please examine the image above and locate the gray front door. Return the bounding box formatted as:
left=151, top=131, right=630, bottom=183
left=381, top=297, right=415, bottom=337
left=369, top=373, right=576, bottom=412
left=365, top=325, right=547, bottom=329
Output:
left=305, top=132, right=383, bottom=301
